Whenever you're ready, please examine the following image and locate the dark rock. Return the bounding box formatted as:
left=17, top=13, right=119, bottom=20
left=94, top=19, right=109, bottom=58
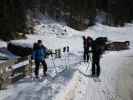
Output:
left=106, top=41, right=130, bottom=51
left=7, top=43, right=33, bottom=57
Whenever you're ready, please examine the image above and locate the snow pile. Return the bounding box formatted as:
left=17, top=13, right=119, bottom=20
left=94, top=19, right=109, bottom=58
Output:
left=0, top=40, right=7, bottom=48
left=86, top=23, right=133, bottom=42
left=34, top=22, right=82, bottom=38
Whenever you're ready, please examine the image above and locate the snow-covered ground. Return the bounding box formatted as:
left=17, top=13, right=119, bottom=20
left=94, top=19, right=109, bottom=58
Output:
left=1, top=17, right=133, bottom=100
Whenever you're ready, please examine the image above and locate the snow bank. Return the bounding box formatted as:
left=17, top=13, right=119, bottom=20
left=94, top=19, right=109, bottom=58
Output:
left=0, top=40, right=7, bottom=48
left=86, top=23, right=133, bottom=42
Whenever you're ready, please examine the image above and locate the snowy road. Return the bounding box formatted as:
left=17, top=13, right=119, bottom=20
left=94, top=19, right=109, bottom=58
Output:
left=55, top=50, right=133, bottom=100
left=1, top=49, right=133, bottom=100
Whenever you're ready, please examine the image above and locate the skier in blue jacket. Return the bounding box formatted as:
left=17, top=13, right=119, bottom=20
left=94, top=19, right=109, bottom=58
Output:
left=32, top=40, right=48, bottom=78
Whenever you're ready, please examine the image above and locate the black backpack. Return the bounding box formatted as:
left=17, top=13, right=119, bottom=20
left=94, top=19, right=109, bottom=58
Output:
left=92, top=37, right=108, bottom=54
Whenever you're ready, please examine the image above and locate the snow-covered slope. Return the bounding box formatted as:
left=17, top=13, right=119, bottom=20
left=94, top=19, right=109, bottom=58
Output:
left=11, top=18, right=83, bottom=52
left=85, top=23, right=133, bottom=42
left=1, top=17, right=133, bottom=100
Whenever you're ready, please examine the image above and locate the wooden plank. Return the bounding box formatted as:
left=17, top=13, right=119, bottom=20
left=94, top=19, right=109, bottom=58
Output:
left=15, top=56, right=28, bottom=64
left=25, top=59, right=33, bottom=77
left=3, top=60, right=15, bottom=65
left=13, top=65, right=26, bottom=74
left=11, top=73, right=26, bottom=83
left=11, top=64, right=28, bottom=83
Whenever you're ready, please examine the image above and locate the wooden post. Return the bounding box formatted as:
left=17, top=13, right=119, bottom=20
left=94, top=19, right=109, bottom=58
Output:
left=26, top=56, right=33, bottom=78
left=0, top=60, right=14, bottom=89
left=0, top=55, right=37, bottom=89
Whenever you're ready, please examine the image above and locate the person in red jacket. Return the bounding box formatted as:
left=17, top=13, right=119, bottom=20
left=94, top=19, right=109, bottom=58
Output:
left=82, top=36, right=93, bottom=62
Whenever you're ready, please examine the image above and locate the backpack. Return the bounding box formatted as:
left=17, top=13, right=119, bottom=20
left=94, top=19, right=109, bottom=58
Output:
left=92, top=37, right=108, bottom=55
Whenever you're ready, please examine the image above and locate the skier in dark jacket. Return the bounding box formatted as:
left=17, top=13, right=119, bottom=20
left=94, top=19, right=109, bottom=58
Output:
left=91, top=37, right=108, bottom=77
left=83, top=36, right=93, bottom=62
left=32, top=40, right=48, bottom=78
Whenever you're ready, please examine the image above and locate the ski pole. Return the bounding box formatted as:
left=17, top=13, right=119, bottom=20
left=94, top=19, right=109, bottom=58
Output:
left=28, top=55, right=33, bottom=78
left=86, top=54, right=92, bottom=72
left=51, top=53, right=57, bottom=73
left=63, top=47, right=67, bottom=70
left=67, top=46, right=70, bottom=70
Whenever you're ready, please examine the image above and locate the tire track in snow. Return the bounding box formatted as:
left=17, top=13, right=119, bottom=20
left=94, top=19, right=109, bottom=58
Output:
left=54, top=72, right=82, bottom=100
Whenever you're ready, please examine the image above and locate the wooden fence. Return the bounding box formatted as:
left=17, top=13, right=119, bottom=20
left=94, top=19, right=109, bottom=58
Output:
left=0, top=47, right=69, bottom=90
left=0, top=56, right=32, bottom=89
